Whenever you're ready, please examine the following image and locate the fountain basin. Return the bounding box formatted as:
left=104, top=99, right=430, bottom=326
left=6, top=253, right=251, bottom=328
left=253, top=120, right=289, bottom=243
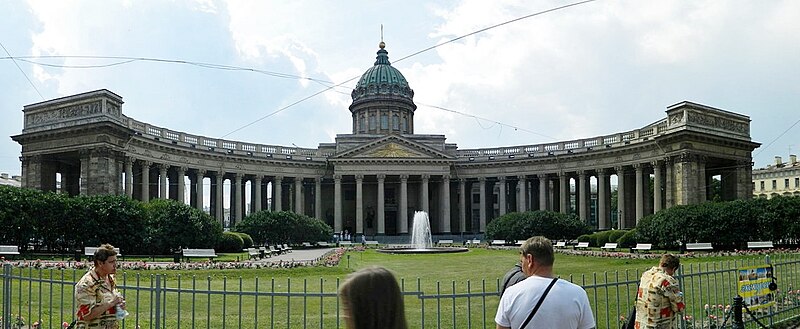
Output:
left=376, top=246, right=469, bottom=254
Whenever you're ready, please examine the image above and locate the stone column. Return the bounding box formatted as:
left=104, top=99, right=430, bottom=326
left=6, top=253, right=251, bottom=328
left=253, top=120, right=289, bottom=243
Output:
left=356, top=174, right=364, bottom=234
left=140, top=161, right=151, bottom=202
left=665, top=157, right=674, bottom=207
left=295, top=177, right=303, bottom=214
left=421, top=174, right=430, bottom=214
left=578, top=170, right=588, bottom=222
left=652, top=160, right=663, bottom=212
left=538, top=174, right=548, bottom=211
left=315, top=177, right=322, bottom=220
left=176, top=167, right=186, bottom=204
left=254, top=175, right=262, bottom=212
left=597, top=169, right=609, bottom=230
left=124, top=158, right=134, bottom=197
left=157, top=164, right=167, bottom=199
left=736, top=160, right=753, bottom=200
left=634, top=163, right=645, bottom=223
left=517, top=175, right=527, bottom=212
left=334, top=175, right=342, bottom=232
left=215, top=174, right=224, bottom=223
left=615, top=166, right=626, bottom=229
left=79, top=150, right=90, bottom=196
left=559, top=173, right=568, bottom=214
left=479, top=177, right=487, bottom=232
left=234, top=173, right=243, bottom=224
left=399, top=175, right=409, bottom=234
left=274, top=176, right=283, bottom=211
left=441, top=175, right=451, bottom=233
left=498, top=176, right=507, bottom=216
left=458, top=179, right=467, bottom=233
left=377, top=174, right=386, bottom=235
left=196, top=170, right=205, bottom=212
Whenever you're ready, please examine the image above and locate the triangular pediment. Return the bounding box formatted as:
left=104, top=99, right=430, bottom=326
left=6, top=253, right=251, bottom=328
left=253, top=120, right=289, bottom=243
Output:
left=333, top=135, right=453, bottom=160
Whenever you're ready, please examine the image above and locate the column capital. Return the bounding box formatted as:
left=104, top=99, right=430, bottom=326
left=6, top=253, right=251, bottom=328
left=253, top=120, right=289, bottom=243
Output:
left=633, top=163, right=643, bottom=170
left=537, top=173, right=548, bottom=179
left=234, top=173, right=243, bottom=182
left=196, top=169, right=207, bottom=176
left=576, top=170, right=586, bottom=177
left=595, top=168, right=607, bottom=176
left=377, top=173, right=386, bottom=181
left=459, top=177, right=467, bottom=183
left=400, top=174, right=409, bottom=182
left=498, top=176, right=506, bottom=182
left=158, top=164, right=169, bottom=172
left=140, top=160, right=152, bottom=168
left=421, top=174, right=430, bottom=180
left=442, top=174, right=450, bottom=181
left=178, top=166, right=188, bottom=173
left=275, top=175, right=284, bottom=182
left=334, top=174, right=342, bottom=181
left=664, top=156, right=673, bottom=165
left=478, top=176, right=486, bottom=182
left=517, top=174, right=526, bottom=180
left=355, top=174, right=364, bottom=181
left=650, top=159, right=661, bottom=167
left=614, top=166, right=625, bottom=173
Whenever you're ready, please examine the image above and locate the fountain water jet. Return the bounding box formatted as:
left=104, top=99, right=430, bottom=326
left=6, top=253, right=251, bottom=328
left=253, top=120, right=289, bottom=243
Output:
left=377, top=211, right=468, bottom=254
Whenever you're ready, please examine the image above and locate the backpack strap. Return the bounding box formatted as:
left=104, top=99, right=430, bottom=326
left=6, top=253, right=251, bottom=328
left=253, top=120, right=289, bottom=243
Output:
left=519, top=277, right=559, bottom=329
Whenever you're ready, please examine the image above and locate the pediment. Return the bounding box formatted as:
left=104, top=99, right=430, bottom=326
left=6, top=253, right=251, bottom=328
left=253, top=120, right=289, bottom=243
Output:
left=333, top=135, right=453, bottom=160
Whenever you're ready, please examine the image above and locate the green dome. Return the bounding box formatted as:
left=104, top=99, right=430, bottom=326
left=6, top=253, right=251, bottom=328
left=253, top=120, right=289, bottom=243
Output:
left=351, top=42, right=414, bottom=103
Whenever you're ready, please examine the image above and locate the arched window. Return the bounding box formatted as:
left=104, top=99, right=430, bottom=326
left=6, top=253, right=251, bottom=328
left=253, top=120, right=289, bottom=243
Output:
left=381, top=113, right=389, bottom=130
left=392, top=113, right=400, bottom=130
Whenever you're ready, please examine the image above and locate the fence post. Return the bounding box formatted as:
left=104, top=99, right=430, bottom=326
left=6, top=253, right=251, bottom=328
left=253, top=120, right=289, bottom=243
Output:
left=731, top=295, right=744, bottom=329
left=155, top=275, right=162, bottom=329
left=3, top=264, right=11, bottom=329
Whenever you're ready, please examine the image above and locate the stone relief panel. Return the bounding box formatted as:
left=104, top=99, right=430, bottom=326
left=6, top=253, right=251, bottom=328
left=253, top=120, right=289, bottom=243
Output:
left=362, top=142, right=425, bottom=158
left=27, top=101, right=103, bottom=127
left=686, top=111, right=747, bottom=134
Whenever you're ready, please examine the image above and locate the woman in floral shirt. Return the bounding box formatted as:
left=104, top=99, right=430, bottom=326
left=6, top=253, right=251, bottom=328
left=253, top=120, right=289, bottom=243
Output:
left=74, top=244, right=126, bottom=329
left=634, top=254, right=685, bottom=329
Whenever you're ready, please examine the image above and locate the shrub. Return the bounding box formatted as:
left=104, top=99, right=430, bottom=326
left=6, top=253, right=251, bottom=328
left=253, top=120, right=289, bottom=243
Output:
left=577, top=234, right=591, bottom=243
left=216, top=232, right=245, bottom=253
left=235, top=232, right=254, bottom=248
left=236, top=211, right=333, bottom=245
left=593, top=230, right=614, bottom=247
left=607, top=230, right=627, bottom=244
left=145, top=199, right=223, bottom=254
left=485, top=211, right=591, bottom=242
left=617, top=229, right=637, bottom=248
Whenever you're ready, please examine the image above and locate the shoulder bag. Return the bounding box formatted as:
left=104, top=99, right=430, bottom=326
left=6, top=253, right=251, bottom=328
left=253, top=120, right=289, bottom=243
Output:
left=518, top=277, right=559, bottom=329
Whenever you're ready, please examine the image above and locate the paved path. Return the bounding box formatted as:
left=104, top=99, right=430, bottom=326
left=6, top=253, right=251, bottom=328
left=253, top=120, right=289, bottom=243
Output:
left=251, top=248, right=334, bottom=264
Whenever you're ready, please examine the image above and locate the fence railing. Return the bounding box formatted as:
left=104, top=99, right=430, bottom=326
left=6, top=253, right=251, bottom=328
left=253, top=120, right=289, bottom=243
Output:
left=3, top=254, right=800, bottom=329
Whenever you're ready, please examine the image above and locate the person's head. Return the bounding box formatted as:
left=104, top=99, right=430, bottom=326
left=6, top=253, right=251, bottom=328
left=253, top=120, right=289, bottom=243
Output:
left=339, top=266, right=407, bottom=329
left=519, top=236, right=555, bottom=276
left=93, top=244, right=118, bottom=276
left=659, top=254, right=680, bottom=275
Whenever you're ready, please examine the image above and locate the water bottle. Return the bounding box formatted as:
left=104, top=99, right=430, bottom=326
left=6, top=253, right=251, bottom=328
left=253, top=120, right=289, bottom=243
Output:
left=115, top=304, right=129, bottom=320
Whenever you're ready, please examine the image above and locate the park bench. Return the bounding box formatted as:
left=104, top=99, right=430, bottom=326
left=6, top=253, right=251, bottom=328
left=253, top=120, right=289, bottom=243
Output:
left=281, top=244, right=293, bottom=253
left=269, top=245, right=281, bottom=256
left=574, top=242, right=590, bottom=249
left=601, top=242, right=618, bottom=250
left=259, top=246, right=269, bottom=258
left=365, top=240, right=380, bottom=246
left=437, top=239, right=454, bottom=246
left=182, top=248, right=218, bottom=260
left=747, top=241, right=774, bottom=249
left=465, top=239, right=481, bottom=247
left=490, top=240, right=506, bottom=246
left=685, top=242, right=713, bottom=251
left=301, top=242, right=313, bottom=248
left=554, top=241, right=567, bottom=248
left=247, top=248, right=260, bottom=260
left=339, top=241, right=353, bottom=246
left=84, top=247, right=122, bottom=259
left=0, top=245, right=20, bottom=256
left=632, top=243, right=652, bottom=252
left=317, top=241, right=331, bottom=247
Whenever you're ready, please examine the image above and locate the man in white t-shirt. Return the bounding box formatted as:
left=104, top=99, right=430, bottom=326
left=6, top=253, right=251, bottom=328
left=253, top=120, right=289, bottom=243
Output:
left=495, top=236, right=595, bottom=329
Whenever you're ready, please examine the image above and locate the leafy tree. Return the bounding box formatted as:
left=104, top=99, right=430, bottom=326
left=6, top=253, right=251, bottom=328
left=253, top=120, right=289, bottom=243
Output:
left=145, top=199, right=223, bottom=254
left=236, top=211, right=333, bottom=245
left=485, top=211, right=590, bottom=242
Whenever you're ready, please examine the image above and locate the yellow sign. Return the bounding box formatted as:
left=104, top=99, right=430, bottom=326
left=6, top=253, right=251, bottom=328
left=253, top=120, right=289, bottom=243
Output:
left=737, top=265, right=775, bottom=310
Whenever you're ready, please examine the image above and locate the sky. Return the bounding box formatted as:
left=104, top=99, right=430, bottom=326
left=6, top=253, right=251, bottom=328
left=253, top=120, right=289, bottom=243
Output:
left=1, top=0, right=799, bottom=178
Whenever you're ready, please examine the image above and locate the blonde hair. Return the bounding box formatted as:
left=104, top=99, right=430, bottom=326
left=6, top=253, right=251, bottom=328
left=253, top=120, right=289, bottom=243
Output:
left=338, top=266, right=408, bottom=329
left=519, top=236, right=554, bottom=266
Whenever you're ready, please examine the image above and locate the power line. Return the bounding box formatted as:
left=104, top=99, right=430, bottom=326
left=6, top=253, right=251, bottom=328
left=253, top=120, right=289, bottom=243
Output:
left=0, top=41, right=44, bottom=100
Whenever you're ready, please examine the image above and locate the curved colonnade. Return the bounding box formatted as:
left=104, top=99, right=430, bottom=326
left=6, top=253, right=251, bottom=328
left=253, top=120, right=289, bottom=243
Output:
left=13, top=89, right=759, bottom=235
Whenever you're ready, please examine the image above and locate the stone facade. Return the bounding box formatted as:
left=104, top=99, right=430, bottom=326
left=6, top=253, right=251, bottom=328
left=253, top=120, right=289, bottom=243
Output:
left=753, top=155, right=800, bottom=199
left=11, top=46, right=760, bottom=236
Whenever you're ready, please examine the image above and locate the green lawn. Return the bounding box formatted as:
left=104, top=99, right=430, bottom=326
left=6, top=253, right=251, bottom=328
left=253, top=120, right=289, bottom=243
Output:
left=4, top=249, right=798, bottom=329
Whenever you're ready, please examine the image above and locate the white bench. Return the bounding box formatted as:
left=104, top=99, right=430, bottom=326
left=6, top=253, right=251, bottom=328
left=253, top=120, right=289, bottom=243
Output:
left=247, top=248, right=260, bottom=260
left=437, top=239, right=454, bottom=246
left=317, top=241, right=331, bottom=247
left=0, top=245, right=20, bottom=255
left=632, top=243, right=652, bottom=252
left=339, top=241, right=353, bottom=246
left=365, top=240, right=380, bottom=246
left=686, top=243, right=713, bottom=251
left=601, top=242, right=618, bottom=250
left=268, top=245, right=281, bottom=256
left=84, top=247, right=122, bottom=257
left=182, top=248, right=218, bottom=259
left=301, top=242, right=313, bottom=248
left=490, top=240, right=506, bottom=246
left=281, top=244, right=293, bottom=253
left=259, top=246, right=270, bottom=258
left=747, top=241, right=774, bottom=249
left=465, top=239, right=481, bottom=246
left=574, top=242, right=590, bottom=249
left=554, top=241, right=567, bottom=248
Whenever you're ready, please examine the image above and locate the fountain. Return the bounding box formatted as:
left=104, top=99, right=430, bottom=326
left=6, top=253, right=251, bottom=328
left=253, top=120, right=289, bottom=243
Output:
left=377, top=211, right=469, bottom=254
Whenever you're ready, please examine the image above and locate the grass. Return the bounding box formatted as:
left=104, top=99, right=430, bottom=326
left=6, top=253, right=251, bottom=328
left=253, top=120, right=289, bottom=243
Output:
left=4, top=248, right=798, bottom=329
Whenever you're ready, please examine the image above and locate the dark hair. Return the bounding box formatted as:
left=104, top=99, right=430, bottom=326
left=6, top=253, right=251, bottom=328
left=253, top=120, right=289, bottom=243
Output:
left=660, top=254, right=680, bottom=271
left=93, top=244, right=117, bottom=266
left=339, top=266, right=407, bottom=329
left=519, top=236, right=554, bottom=266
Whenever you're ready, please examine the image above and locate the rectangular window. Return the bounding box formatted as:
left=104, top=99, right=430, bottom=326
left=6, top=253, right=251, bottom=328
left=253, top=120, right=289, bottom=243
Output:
left=760, top=181, right=765, bottom=191
left=381, top=114, right=389, bottom=129
left=796, top=178, right=799, bottom=188
left=785, top=179, right=790, bottom=189
left=772, top=180, right=777, bottom=190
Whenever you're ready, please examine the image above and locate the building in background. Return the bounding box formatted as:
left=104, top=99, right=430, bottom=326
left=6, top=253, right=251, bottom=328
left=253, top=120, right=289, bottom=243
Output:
left=753, top=155, right=800, bottom=199
left=0, top=173, right=21, bottom=187
left=11, top=43, right=760, bottom=236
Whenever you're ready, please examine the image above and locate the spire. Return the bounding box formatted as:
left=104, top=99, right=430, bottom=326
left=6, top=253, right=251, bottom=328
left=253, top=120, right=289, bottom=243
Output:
left=374, top=41, right=390, bottom=66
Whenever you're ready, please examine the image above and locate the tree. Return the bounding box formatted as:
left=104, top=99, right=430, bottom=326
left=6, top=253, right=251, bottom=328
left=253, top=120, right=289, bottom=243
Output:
left=236, top=211, right=333, bottom=245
